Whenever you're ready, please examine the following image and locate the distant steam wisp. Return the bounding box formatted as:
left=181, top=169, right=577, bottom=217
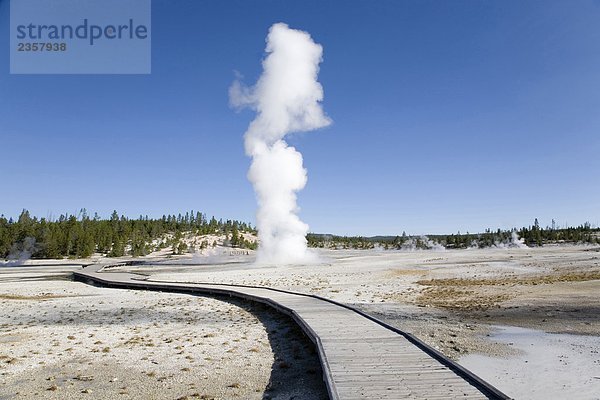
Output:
left=0, top=237, right=37, bottom=267
left=230, top=23, right=331, bottom=264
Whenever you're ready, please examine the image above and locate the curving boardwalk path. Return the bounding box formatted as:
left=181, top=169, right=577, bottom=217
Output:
left=74, top=263, right=510, bottom=400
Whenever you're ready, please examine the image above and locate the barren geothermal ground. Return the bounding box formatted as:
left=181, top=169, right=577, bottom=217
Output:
left=2, top=245, right=599, bottom=399
left=117, top=245, right=600, bottom=399
left=0, top=269, right=327, bottom=399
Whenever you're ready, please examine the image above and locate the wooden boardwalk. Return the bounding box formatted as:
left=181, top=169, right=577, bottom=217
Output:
left=74, top=263, right=510, bottom=400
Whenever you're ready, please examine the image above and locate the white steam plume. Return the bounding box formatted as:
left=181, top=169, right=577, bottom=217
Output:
left=230, top=23, right=331, bottom=264
left=494, top=230, right=528, bottom=249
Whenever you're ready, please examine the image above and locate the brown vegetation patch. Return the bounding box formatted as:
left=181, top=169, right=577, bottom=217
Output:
left=416, top=269, right=600, bottom=311
left=417, top=270, right=600, bottom=287
left=387, top=269, right=427, bottom=278
left=417, top=287, right=512, bottom=311
left=0, top=293, right=82, bottom=301
left=122, top=336, right=155, bottom=347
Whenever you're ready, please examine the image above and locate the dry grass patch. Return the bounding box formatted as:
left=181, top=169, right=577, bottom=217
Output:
left=417, top=270, right=600, bottom=287
left=122, top=335, right=155, bottom=347
left=0, top=293, right=81, bottom=301
left=417, top=287, right=512, bottom=311
left=387, top=269, right=427, bottom=278
left=414, top=270, right=600, bottom=311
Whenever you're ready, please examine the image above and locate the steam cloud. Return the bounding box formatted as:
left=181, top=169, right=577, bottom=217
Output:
left=400, top=236, right=446, bottom=251
left=230, top=23, right=331, bottom=264
left=494, top=230, right=528, bottom=249
left=1, top=237, right=37, bottom=267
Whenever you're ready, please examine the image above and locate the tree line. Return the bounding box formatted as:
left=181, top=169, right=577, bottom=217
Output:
left=0, top=209, right=256, bottom=260
left=3, top=211, right=598, bottom=259
left=307, top=219, right=600, bottom=250
left=434, top=219, right=599, bottom=248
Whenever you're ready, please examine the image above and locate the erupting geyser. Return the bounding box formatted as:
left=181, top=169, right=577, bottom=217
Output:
left=230, top=22, right=331, bottom=264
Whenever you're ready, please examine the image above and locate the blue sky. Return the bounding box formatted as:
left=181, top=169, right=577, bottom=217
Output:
left=1, top=0, right=599, bottom=235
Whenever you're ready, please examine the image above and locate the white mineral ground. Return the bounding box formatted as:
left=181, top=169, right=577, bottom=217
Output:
left=2, top=245, right=600, bottom=399
left=0, top=274, right=327, bottom=399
